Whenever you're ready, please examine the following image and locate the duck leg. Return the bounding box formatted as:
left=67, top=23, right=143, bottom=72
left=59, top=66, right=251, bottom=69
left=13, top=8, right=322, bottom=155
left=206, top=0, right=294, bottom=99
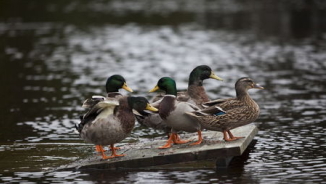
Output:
left=108, top=146, right=121, bottom=150
left=159, top=133, right=175, bottom=149
left=190, top=130, right=203, bottom=145
left=223, top=130, right=232, bottom=141
left=227, top=130, right=244, bottom=141
left=95, top=145, right=104, bottom=153
left=107, top=144, right=125, bottom=158
left=223, top=130, right=244, bottom=141
left=172, top=133, right=190, bottom=144
left=98, top=145, right=111, bottom=160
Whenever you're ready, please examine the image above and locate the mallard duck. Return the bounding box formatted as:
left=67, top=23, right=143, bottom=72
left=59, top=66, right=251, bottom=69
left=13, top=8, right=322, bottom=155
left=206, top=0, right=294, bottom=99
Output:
left=186, top=77, right=263, bottom=141
left=81, top=74, right=133, bottom=109
left=136, top=65, right=223, bottom=134
left=78, top=96, right=158, bottom=159
left=77, top=74, right=133, bottom=153
left=149, top=77, right=224, bottom=149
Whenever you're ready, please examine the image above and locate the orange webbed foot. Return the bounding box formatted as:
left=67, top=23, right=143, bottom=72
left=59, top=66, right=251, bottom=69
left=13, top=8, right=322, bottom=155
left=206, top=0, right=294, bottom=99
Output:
left=172, top=133, right=190, bottom=144
left=159, top=133, right=174, bottom=149
left=225, top=130, right=244, bottom=141
left=189, top=131, right=203, bottom=145
left=108, top=144, right=125, bottom=158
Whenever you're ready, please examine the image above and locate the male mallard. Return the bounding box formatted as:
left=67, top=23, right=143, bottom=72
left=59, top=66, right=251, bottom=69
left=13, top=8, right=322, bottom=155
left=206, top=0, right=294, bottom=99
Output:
left=186, top=77, right=263, bottom=141
left=149, top=77, right=224, bottom=149
left=77, top=75, right=133, bottom=153
left=136, top=65, right=223, bottom=134
left=79, top=96, right=158, bottom=159
left=81, top=74, right=133, bottom=109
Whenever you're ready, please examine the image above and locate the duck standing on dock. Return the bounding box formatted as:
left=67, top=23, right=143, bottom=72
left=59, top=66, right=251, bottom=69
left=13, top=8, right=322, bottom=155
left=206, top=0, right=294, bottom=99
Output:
left=186, top=77, right=263, bottom=141
left=78, top=96, right=158, bottom=159
left=136, top=65, right=223, bottom=135
left=149, top=77, right=224, bottom=149
left=76, top=75, right=133, bottom=153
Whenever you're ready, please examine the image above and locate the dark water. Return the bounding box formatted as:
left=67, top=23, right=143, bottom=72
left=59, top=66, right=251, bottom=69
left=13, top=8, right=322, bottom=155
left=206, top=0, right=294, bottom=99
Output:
left=1, top=0, right=326, bottom=183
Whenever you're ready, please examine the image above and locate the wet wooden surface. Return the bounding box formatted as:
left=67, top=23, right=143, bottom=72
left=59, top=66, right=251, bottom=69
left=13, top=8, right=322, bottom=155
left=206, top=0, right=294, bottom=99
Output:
left=57, top=124, right=258, bottom=171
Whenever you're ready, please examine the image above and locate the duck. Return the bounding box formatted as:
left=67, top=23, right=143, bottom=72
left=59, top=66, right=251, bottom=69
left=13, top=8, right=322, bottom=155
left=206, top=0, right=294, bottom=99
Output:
left=78, top=96, right=158, bottom=159
left=186, top=77, right=264, bottom=141
left=149, top=77, right=225, bottom=149
left=135, top=65, right=223, bottom=134
left=76, top=74, right=133, bottom=153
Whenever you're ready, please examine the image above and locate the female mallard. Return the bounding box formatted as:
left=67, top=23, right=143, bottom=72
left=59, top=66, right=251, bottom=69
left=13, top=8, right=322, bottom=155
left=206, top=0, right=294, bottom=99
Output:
left=79, top=96, right=158, bottom=159
left=149, top=77, right=224, bottom=149
left=186, top=77, right=263, bottom=141
left=136, top=65, right=223, bottom=133
left=81, top=74, right=133, bottom=109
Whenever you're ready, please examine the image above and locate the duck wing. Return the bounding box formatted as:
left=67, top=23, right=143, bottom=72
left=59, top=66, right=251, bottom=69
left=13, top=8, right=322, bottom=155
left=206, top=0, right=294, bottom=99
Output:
left=203, top=98, right=245, bottom=111
left=76, top=100, right=119, bottom=133
left=82, top=95, right=106, bottom=109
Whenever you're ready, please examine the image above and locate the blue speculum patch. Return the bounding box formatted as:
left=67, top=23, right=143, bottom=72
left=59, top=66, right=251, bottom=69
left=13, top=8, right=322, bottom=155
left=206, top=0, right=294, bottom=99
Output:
left=214, top=112, right=226, bottom=116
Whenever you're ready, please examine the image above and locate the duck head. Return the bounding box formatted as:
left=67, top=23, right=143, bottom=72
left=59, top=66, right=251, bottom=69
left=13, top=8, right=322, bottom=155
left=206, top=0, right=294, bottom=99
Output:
left=189, top=65, right=223, bottom=86
left=127, top=97, right=158, bottom=112
left=149, top=77, right=177, bottom=96
left=235, top=77, right=264, bottom=96
left=106, top=75, right=133, bottom=93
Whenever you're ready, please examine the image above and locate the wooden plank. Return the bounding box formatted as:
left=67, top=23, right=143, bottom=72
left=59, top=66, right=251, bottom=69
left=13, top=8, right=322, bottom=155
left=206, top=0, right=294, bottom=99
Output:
left=57, top=124, right=258, bottom=171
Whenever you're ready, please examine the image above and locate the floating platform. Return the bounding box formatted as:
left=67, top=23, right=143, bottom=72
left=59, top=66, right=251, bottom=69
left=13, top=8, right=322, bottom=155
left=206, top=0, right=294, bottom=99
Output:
left=58, top=124, right=258, bottom=171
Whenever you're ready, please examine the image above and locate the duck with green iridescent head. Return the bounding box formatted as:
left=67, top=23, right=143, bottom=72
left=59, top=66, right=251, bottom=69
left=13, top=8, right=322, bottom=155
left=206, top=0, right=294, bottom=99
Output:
left=186, top=77, right=263, bottom=141
left=78, top=96, right=158, bottom=159
left=76, top=75, right=133, bottom=153
left=135, top=65, right=223, bottom=134
left=149, top=77, right=224, bottom=149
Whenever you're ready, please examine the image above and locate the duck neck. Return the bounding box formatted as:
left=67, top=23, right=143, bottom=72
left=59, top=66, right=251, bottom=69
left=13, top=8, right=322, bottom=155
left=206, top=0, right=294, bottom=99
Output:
left=159, top=95, right=176, bottom=119
left=236, top=88, right=254, bottom=104
left=165, top=84, right=178, bottom=96
left=188, top=72, right=203, bottom=86
left=107, top=92, right=121, bottom=98
left=105, top=81, right=120, bottom=93
left=187, top=85, right=209, bottom=102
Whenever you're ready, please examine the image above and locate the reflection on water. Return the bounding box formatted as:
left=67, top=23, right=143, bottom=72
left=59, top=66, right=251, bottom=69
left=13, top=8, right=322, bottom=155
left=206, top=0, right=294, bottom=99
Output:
left=1, top=0, right=326, bottom=183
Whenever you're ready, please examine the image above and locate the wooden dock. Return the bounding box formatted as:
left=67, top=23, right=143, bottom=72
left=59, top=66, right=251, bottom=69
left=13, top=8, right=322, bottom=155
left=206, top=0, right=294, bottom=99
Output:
left=58, top=124, right=258, bottom=171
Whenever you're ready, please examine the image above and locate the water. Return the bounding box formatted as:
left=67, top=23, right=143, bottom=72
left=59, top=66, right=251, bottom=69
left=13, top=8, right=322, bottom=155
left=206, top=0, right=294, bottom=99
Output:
left=1, top=0, right=326, bottom=183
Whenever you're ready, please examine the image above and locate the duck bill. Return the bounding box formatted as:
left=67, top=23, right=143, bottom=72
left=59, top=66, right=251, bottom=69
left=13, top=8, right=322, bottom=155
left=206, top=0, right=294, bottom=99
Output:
left=253, top=83, right=264, bottom=89
left=146, top=103, right=158, bottom=112
left=149, top=85, right=160, bottom=92
left=122, top=82, right=133, bottom=92
left=210, top=72, right=223, bottom=81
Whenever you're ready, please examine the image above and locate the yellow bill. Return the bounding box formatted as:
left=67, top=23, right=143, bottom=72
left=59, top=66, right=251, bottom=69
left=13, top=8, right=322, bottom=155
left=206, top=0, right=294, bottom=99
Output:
left=122, top=82, right=133, bottom=92
left=146, top=103, right=158, bottom=112
left=210, top=72, right=223, bottom=81
left=149, top=85, right=160, bottom=92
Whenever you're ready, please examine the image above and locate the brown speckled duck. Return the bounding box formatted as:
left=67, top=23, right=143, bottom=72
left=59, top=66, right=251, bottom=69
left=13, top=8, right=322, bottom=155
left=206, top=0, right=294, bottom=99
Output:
left=136, top=65, right=223, bottom=134
left=78, top=96, right=158, bottom=159
left=186, top=77, right=263, bottom=141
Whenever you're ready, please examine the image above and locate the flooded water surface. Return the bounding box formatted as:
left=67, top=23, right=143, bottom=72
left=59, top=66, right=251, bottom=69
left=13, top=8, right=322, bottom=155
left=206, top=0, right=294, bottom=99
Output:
left=1, top=0, right=326, bottom=183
